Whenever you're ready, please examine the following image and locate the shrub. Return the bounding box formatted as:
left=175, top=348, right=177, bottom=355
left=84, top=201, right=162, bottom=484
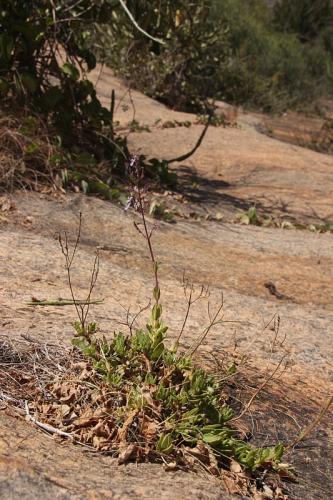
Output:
left=273, top=0, right=333, bottom=43
left=0, top=2, right=181, bottom=191
left=97, top=0, right=333, bottom=113
left=211, top=0, right=333, bottom=111
left=0, top=1, right=117, bottom=138
left=95, top=0, right=229, bottom=112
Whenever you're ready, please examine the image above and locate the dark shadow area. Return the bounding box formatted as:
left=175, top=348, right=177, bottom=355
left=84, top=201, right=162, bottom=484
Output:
left=175, top=164, right=287, bottom=216
left=174, top=164, right=333, bottom=226
left=175, top=164, right=256, bottom=211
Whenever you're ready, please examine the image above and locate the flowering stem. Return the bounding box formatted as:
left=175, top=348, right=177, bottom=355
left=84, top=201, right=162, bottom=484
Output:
left=137, top=185, right=160, bottom=305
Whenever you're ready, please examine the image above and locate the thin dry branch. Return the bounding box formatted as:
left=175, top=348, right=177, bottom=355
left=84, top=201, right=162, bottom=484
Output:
left=58, top=213, right=101, bottom=333
left=25, top=400, right=74, bottom=440
left=287, top=394, right=333, bottom=450
left=168, top=113, right=212, bottom=164
left=187, top=292, right=224, bottom=356
left=118, top=0, right=165, bottom=45
left=175, top=276, right=210, bottom=348
left=230, top=356, right=287, bottom=423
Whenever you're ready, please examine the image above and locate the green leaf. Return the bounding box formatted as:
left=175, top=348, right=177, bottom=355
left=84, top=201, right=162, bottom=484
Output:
left=25, top=142, right=39, bottom=154
left=62, top=63, right=80, bottom=81
left=151, top=341, right=164, bottom=361
left=71, top=336, right=89, bottom=350
left=113, top=332, right=126, bottom=357
left=227, top=362, right=237, bottom=376
left=156, top=433, right=173, bottom=454
left=153, top=286, right=160, bottom=302
left=273, top=443, right=284, bottom=462
left=152, top=304, right=162, bottom=321
left=247, top=206, right=258, bottom=224
left=203, top=433, right=224, bottom=446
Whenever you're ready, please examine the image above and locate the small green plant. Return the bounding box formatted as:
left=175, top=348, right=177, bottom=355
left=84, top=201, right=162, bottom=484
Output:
left=144, top=158, right=178, bottom=188
left=31, top=156, right=285, bottom=485
left=161, top=120, right=192, bottom=129
left=149, top=199, right=174, bottom=222
left=196, top=113, right=235, bottom=127
left=237, top=206, right=259, bottom=225
left=67, top=323, right=284, bottom=471
left=128, top=120, right=151, bottom=133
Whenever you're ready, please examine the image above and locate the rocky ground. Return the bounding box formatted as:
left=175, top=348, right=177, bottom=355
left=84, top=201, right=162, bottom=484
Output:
left=0, top=67, right=332, bottom=499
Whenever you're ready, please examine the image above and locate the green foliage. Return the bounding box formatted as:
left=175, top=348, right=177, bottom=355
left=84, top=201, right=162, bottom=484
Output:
left=70, top=302, right=284, bottom=471
left=96, top=0, right=333, bottom=113
left=0, top=1, right=117, bottom=138
left=128, top=119, right=151, bottom=133
left=273, top=0, right=333, bottom=43
left=144, top=158, right=178, bottom=188
left=0, top=0, right=137, bottom=193
left=237, top=207, right=259, bottom=226
left=95, top=0, right=229, bottom=112
left=212, top=0, right=333, bottom=111
left=149, top=199, right=174, bottom=222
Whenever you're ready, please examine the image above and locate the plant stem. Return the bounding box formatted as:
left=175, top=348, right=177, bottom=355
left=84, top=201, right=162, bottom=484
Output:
left=137, top=185, right=160, bottom=304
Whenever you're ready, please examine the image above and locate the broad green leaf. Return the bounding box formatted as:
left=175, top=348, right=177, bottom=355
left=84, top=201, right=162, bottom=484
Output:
left=152, top=304, right=162, bottom=321
left=203, top=433, right=225, bottom=446
left=156, top=433, right=173, bottom=454
left=62, top=63, right=80, bottom=81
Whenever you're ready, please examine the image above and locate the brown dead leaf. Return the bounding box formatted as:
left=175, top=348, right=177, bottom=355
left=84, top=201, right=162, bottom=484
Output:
left=93, top=419, right=114, bottom=439
left=262, top=485, right=274, bottom=499
left=184, top=441, right=210, bottom=465
left=117, top=409, right=138, bottom=444
left=164, top=461, right=178, bottom=471
left=252, top=493, right=266, bottom=500
left=223, top=469, right=251, bottom=497
left=60, top=404, right=71, bottom=417
left=40, top=403, right=53, bottom=415
left=92, top=434, right=110, bottom=451
left=277, top=463, right=297, bottom=482
left=275, top=487, right=288, bottom=499
left=142, top=389, right=155, bottom=407
left=59, top=386, right=77, bottom=404
left=230, top=459, right=243, bottom=473
left=222, top=473, right=243, bottom=495
left=140, top=416, right=158, bottom=442
left=72, top=416, right=98, bottom=429
left=118, top=443, right=137, bottom=465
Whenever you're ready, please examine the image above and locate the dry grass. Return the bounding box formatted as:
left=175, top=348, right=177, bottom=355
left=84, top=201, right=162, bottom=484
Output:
left=0, top=110, right=60, bottom=192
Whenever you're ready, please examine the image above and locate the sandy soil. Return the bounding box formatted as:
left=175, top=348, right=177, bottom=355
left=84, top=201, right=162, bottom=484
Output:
left=1, top=67, right=332, bottom=499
